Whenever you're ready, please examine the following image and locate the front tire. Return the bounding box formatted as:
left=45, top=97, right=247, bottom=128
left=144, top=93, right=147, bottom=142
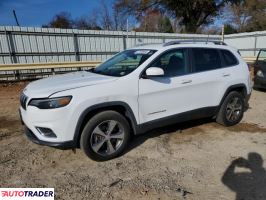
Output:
left=216, top=91, right=245, bottom=126
left=80, top=110, right=130, bottom=161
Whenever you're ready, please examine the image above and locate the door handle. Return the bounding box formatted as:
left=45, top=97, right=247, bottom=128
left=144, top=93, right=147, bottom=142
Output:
left=181, top=80, right=192, bottom=84
left=223, top=73, right=231, bottom=77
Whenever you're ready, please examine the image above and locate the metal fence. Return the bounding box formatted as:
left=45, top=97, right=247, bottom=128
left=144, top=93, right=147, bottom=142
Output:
left=224, top=31, right=266, bottom=57
left=1, top=26, right=266, bottom=65
left=0, top=26, right=221, bottom=64
left=0, top=26, right=265, bottom=82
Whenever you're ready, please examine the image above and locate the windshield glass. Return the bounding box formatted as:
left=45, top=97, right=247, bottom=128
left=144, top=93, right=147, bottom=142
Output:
left=91, top=49, right=156, bottom=77
left=258, top=50, right=266, bottom=63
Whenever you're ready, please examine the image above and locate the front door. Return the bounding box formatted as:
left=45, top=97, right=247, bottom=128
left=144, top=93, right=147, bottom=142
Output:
left=138, top=48, right=197, bottom=124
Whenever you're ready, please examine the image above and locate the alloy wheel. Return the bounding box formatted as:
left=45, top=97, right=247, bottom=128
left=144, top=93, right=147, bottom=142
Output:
left=225, top=97, right=243, bottom=122
left=90, top=120, right=125, bottom=156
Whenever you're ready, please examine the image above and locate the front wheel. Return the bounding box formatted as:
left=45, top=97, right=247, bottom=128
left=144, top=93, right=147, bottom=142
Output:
left=216, top=91, right=245, bottom=126
left=80, top=110, right=130, bottom=161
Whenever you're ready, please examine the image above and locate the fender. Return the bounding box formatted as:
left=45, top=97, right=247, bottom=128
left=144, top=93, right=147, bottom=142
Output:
left=218, top=83, right=248, bottom=110
left=73, top=101, right=138, bottom=147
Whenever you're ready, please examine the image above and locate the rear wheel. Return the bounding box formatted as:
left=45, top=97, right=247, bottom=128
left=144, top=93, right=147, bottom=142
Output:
left=80, top=110, right=130, bottom=161
left=216, top=91, right=244, bottom=126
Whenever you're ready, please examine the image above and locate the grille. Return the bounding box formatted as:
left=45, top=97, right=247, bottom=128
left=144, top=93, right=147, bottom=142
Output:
left=20, top=93, right=28, bottom=110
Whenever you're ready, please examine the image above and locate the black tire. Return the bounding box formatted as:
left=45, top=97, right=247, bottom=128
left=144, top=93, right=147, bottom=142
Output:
left=216, top=91, right=245, bottom=126
left=80, top=110, right=130, bottom=161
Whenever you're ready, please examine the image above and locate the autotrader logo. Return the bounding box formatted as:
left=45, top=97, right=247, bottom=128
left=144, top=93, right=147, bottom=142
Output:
left=0, top=188, right=54, bottom=199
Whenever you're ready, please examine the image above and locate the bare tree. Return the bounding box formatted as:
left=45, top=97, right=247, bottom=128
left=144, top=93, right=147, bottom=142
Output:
left=221, top=0, right=266, bottom=32
left=113, top=6, right=127, bottom=31
left=99, top=0, right=114, bottom=30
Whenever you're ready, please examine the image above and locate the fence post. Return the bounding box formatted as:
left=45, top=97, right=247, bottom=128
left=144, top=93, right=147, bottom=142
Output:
left=134, top=31, right=137, bottom=46
left=254, top=34, right=257, bottom=56
left=221, top=25, right=225, bottom=41
left=5, top=31, right=17, bottom=63
left=6, top=30, right=20, bottom=80
left=123, top=35, right=127, bottom=50
left=73, top=33, right=80, bottom=61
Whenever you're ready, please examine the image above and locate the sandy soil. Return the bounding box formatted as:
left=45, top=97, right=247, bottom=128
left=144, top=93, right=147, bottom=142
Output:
left=0, top=83, right=266, bottom=200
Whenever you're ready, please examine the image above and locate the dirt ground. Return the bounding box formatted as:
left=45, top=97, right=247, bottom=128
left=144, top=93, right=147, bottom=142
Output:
left=0, top=82, right=266, bottom=200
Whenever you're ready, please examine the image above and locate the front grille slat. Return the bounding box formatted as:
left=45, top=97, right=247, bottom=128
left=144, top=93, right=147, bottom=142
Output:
left=20, top=93, right=28, bottom=110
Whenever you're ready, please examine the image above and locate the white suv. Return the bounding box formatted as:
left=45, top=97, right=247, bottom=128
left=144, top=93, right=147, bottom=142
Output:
left=20, top=40, right=252, bottom=161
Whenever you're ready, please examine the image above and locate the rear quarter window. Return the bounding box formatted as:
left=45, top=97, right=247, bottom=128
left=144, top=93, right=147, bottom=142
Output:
left=221, top=50, right=239, bottom=67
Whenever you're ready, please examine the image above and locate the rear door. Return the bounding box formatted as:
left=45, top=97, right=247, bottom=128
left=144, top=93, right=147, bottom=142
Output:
left=187, top=48, right=229, bottom=109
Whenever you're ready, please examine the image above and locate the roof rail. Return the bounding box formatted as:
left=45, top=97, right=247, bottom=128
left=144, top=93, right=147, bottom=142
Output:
left=163, top=40, right=227, bottom=47
left=135, top=43, right=162, bottom=47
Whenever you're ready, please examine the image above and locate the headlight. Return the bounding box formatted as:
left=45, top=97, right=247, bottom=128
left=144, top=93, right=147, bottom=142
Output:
left=257, top=70, right=264, bottom=78
left=29, top=96, right=72, bottom=109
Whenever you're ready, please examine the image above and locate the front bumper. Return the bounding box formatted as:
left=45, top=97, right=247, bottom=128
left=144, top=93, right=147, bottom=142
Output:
left=25, top=127, right=75, bottom=150
left=254, top=76, right=266, bottom=89
left=19, top=105, right=79, bottom=149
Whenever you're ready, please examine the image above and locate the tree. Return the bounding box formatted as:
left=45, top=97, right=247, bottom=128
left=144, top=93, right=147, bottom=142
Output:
left=74, top=13, right=102, bottom=30
left=114, top=0, right=236, bottom=33
left=221, top=0, right=266, bottom=32
left=43, top=12, right=73, bottom=29
left=135, top=9, right=173, bottom=33
left=113, top=6, right=128, bottom=31
left=159, top=16, right=174, bottom=33
left=244, top=0, right=266, bottom=32
left=224, top=24, right=238, bottom=34
left=74, top=17, right=91, bottom=30
left=99, top=0, right=114, bottom=30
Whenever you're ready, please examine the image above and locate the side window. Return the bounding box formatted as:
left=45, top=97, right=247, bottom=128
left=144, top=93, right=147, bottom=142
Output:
left=192, top=48, right=221, bottom=73
left=221, top=50, right=238, bottom=67
left=150, top=49, right=187, bottom=77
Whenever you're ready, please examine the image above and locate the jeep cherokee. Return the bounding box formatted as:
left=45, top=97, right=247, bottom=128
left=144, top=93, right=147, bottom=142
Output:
left=19, top=40, right=252, bottom=161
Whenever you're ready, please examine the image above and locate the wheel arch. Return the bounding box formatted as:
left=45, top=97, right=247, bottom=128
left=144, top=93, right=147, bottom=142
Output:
left=73, top=101, right=138, bottom=147
left=219, top=83, right=248, bottom=107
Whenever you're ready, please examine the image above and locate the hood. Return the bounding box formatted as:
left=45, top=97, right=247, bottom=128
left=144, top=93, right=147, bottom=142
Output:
left=23, top=71, right=117, bottom=97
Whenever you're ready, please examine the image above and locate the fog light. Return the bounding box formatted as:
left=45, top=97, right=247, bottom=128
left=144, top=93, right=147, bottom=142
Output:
left=36, top=127, right=57, bottom=138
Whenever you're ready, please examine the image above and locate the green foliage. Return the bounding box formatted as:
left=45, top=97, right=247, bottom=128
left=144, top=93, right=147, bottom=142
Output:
left=159, top=16, right=174, bottom=33
left=224, top=24, right=237, bottom=34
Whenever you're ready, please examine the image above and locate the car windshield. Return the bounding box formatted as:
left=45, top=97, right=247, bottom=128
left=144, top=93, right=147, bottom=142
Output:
left=90, top=49, right=157, bottom=77
left=258, top=50, right=266, bottom=63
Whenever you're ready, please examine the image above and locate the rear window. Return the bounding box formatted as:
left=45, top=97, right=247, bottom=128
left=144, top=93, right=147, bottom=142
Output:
left=192, top=48, right=221, bottom=73
left=221, top=50, right=238, bottom=67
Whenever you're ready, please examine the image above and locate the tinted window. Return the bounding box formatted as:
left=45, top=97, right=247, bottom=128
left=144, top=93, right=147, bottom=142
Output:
left=150, top=49, right=187, bottom=77
left=221, top=50, right=238, bottom=67
left=192, top=48, right=221, bottom=72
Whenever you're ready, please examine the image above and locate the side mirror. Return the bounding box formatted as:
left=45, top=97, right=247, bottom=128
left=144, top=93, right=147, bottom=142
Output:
left=145, top=67, right=164, bottom=77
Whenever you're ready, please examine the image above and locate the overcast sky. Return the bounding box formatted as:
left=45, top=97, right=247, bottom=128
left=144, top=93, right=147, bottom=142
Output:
left=0, top=0, right=114, bottom=27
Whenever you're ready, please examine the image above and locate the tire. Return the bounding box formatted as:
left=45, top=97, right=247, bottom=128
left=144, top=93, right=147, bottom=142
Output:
left=216, top=91, right=245, bottom=126
left=80, top=110, right=130, bottom=161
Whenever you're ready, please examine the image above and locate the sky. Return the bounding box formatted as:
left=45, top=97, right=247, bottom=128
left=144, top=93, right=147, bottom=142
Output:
left=0, top=0, right=115, bottom=27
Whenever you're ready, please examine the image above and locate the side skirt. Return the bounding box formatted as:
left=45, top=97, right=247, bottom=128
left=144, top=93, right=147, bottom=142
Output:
left=135, top=106, right=219, bottom=135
